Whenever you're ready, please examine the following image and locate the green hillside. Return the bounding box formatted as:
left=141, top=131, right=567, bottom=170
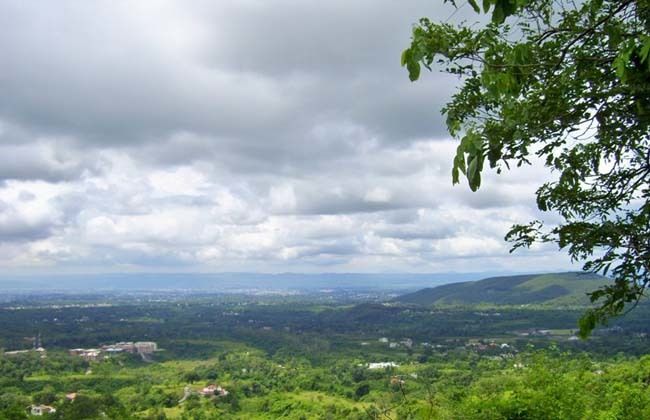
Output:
left=396, top=272, right=610, bottom=307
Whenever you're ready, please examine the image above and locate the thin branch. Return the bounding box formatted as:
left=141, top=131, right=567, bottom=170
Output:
left=554, top=0, right=636, bottom=71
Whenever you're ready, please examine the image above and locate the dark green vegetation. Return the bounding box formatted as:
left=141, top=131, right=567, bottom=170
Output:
left=396, top=272, right=609, bottom=306
left=403, top=0, right=650, bottom=336
left=1, top=291, right=650, bottom=419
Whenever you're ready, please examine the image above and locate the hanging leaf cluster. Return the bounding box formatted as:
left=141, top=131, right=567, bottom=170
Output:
left=403, top=0, right=650, bottom=337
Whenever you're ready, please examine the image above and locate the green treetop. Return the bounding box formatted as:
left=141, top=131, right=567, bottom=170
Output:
left=402, top=0, right=650, bottom=337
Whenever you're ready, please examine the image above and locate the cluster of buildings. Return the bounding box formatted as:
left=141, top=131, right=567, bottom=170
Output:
left=465, top=341, right=511, bottom=352
left=69, top=341, right=157, bottom=361
left=367, top=362, right=399, bottom=369
left=106, top=341, right=158, bottom=354
left=68, top=348, right=102, bottom=361
left=378, top=337, right=414, bottom=349
left=179, top=384, right=229, bottom=403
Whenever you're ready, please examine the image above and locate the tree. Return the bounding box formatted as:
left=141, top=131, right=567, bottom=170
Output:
left=354, top=383, right=370, bottom=400
left=57, top=395, right=101, bottom=420
left=402, top=0, right=650, bottom=337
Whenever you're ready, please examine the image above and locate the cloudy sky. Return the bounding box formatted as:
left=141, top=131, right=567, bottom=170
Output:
left=0, top=0, right=574, bottom=274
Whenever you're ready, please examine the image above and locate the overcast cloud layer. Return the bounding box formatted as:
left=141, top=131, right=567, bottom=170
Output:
left=0, top=0, right=573, bottom=274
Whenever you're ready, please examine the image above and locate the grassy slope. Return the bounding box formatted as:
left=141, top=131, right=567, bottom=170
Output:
left=396, top=272, right=609, bottom=307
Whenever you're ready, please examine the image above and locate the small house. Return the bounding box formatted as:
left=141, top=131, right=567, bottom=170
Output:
left=30, top=405, right=56, bottom=416
left=199, top=384, right=229, bottom=397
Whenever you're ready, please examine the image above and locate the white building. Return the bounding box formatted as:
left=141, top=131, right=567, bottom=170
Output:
left=135, top=342, right=157, bottom=354
left=368, top=362, right=399, bottom=369
left=30, top=405, right=56, bottom=416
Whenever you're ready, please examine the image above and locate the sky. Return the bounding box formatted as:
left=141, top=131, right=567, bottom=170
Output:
left=0, top=0, right=575, bottom=274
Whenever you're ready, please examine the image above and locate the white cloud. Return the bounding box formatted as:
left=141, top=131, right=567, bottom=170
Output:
left=269, top=184, right=297, bottom=213
left=0, top=1, right=575, bottom=274
left=364, top=187, right=391, bottom=203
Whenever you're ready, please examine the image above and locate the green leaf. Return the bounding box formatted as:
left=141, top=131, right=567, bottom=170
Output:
left=402, top=48, right=421, bottom=81
left=406, top=59, right=421, bottom=81
left=468, top=0, right=480, bottom=13
left=483, top=0, right=492, bottom=13
left=400, top=48, right=410, bottom=67
left=639, top=36, right=650, bottom=64
left=578, top=310, right=597, bottom=339
left=468, top=155, right=481, bottom=191
left=491, top=3, right=505, bottom=24
left=455, top=147, right=467, bottom=175
left=469, top=171, right=481, bottom=191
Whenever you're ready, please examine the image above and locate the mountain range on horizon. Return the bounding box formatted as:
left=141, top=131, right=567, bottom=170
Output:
left=0, top=271, right=603, bottom=298
left=0, top=272, right=486, bottom=293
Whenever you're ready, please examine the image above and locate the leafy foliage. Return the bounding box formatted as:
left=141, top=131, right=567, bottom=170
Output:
left=403, top=0, right=650, bottom=337
left=1, top=295, right=650, bottom=418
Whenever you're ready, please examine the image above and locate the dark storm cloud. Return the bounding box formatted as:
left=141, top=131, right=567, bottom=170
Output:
left=0, top=220, right=53, bottom=242
left=0, top=2, right=292, bottom=147
left=199, top=0, right=463, bottom=142
left=0, top=0, right=463, bottom=173
left=0, top=120, right=103, bottom=183
left=0, top=142, right=99, bottom=182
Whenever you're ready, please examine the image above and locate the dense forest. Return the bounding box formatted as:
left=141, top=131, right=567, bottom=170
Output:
left=1, top=292, right=649, bottom=419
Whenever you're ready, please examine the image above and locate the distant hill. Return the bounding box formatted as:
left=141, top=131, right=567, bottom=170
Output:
left=395, top=272, right=609, bottom=307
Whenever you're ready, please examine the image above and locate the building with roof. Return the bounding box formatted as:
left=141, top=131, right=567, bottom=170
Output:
left=30, top=405, right=56, bottom=416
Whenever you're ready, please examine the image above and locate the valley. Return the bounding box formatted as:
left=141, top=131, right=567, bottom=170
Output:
left=1, top=273, right=649, bottom=419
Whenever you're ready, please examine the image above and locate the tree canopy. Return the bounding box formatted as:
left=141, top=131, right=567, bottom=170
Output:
left=402, top=0, right=650, bottom=337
